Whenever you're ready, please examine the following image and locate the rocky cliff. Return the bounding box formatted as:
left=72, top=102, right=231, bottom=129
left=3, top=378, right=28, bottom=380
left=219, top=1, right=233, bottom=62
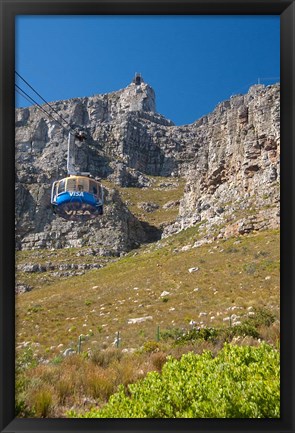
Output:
left=164, top=83, right=280, bottom=240
left=15, top=76, right=280, bottom=253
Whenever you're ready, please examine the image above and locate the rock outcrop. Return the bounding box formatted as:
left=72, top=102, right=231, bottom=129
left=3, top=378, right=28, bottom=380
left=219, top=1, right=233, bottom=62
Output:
left=163, top=84, right=280, bottom=238
left=15, top=75, right=280, bottom=252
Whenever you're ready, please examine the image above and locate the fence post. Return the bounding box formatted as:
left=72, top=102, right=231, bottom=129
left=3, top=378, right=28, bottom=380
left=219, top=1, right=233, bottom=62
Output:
left=156, top=325, right=160, bottom=342
left=116, top=331, right=120, bottom=348
left=78, top=335, right=82, bottom=353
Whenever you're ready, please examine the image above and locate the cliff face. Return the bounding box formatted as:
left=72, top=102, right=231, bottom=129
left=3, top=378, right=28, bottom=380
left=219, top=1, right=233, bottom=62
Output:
left=164, top=84, right=280, bottom=239
left=15, top=77, right=280, bottom=253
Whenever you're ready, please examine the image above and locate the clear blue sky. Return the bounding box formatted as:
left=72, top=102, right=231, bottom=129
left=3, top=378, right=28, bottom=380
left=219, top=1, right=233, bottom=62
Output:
left=15, top=15, right=280, bottom=126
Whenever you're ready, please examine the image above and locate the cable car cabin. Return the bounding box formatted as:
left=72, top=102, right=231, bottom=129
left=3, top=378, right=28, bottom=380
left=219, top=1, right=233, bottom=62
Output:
left=51, top=175, right=104, bottom=221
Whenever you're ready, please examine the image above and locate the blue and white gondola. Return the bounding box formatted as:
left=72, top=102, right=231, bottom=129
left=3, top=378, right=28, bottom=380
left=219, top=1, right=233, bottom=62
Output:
left=51, top=175, right=104, bottom=221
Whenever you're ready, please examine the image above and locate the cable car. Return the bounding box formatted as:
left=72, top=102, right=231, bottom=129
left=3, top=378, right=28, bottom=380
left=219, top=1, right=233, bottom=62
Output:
left=51, top=130, right=104, bottom=221
left=51, top=175, right=104, bottom=221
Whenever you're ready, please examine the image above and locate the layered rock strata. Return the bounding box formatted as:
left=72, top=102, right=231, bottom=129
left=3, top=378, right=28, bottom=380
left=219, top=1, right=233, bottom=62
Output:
left=15, top=77, right=280, bottom=252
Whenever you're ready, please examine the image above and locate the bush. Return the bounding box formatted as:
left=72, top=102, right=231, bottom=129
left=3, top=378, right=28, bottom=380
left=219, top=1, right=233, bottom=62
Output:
left=56, top=380, right=73, bottom=405
left=70, top=343, right=279, bottom=418
left=90, top=348, right=123, bottom=367
left=142, top=341, right=160, bottom=353
left=249, top=307, right=276, bottom=328
left=16, top=347, right=38, bottom=370
left=160, top=327, right=185, bottom=341
left=86, top=369, right=116, bottom=401
left=150, top=352, right=167, bottom=372
left=223, top=323, right=260, bottom=340
left=161, top=326, right=218, bottom=345
left=15, top=398, right=35, bottom=418
left=15, top=347, right=39, bottom=417
left=31, top=387, right=54, bottom=418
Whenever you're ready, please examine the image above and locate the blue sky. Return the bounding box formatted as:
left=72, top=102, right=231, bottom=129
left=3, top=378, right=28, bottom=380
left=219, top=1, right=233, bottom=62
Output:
left=15, top=15, right=280, bottom=126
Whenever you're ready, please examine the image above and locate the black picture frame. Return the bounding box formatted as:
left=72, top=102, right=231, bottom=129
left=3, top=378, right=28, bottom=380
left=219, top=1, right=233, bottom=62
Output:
left=1, top=1, right=294, bottom=432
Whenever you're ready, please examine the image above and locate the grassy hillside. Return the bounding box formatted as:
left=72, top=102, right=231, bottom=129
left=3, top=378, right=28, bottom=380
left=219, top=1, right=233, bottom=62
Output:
left=16, top=226, right=279, bottom=358
left=15, top=176, right=280, bottom=418
left=104, top=176, right=186, bottom=228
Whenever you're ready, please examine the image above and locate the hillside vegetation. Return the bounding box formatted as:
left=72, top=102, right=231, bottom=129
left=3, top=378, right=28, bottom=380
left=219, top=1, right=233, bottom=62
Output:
left=15, top=211, right=280, bottom=418
left=70, top=343, right=280, bottom=418
left=16, top=225, right=279, bottom=357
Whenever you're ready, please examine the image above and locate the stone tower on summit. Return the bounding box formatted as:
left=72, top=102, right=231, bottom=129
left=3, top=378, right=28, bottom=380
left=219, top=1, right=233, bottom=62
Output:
left=118, top=73, right=156, bottom=113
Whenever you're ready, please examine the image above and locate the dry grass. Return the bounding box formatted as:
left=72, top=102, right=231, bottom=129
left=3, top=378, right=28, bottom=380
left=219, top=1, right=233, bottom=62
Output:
left=102, top=176, right=186, bottom=228
left=16, top=313, right=280, bottom=418
left=16, top=228, right=279, bottom=359
left=16, top=347, right=170, bottom=417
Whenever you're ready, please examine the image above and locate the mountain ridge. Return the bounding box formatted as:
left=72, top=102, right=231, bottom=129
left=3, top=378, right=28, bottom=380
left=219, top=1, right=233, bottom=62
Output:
left=15, top=77, right=280, bottom=254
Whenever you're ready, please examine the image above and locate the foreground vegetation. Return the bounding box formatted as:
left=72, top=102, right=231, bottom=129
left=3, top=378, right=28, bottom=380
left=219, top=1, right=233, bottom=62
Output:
left=16, top=305, right=279, bottom=418
left=69, top=343, right=279, bottom=418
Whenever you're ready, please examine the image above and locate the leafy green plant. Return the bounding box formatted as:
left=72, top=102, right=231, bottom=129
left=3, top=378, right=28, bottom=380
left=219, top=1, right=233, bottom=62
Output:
left=15, top=374, right=35, bottom=417
left=70, top=343, right=279, bottom=418
left=84, top=300, right=93, bottom=306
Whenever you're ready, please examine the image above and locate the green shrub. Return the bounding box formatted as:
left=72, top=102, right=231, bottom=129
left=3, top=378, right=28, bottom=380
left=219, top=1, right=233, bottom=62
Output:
left=70, top=343, right=279, bottom=418
left=15, top=347, right=39, bottom=417
left=161, top=326, right=218, bottom=345
left=16, top=347, right=38, bottom=370
left=51, top=355, right=63, bottom=365
left=223, top=323, right=260, bottom=340
left=249, top=307, right=276, bottom=328
left=15, top=398, right=35, bottom=417
left=142, top=341, right=160, bottom=353
left=160, top=327, right=185, bottom=341
left=84, top=300, right=93, bottom=306
left=15, top=375, right=35, bottom=417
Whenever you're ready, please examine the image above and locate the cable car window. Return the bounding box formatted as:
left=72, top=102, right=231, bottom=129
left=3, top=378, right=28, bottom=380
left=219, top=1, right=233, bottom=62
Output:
left=58, top=179, right=66, bottom=193
left=77, top=178, right=89, bottom=192
left=52, top=182, right=58, bottom=200
left=66, top=178, right=76, bottom=192
left=89, top=180, right=98, bottom=196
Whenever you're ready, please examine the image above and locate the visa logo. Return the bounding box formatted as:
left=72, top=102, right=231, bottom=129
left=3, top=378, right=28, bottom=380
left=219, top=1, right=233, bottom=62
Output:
left=69, top=192, right=84, bottom=197
left=65, top=210, right=91, bottom=215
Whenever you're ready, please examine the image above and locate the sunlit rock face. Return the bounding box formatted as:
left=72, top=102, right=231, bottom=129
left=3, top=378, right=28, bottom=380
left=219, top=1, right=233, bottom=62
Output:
left=164, top=84, right=280, bottom=238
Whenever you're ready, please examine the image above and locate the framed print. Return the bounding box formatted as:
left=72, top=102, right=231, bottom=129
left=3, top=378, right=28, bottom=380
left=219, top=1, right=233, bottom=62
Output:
left=1, top=1, right=294, bottom=432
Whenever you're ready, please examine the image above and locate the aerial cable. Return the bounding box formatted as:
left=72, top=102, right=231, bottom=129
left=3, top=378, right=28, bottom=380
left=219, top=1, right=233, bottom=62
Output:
left=15, top=84, right=70, bottom=134
left=15, top=70, right=78, bottom=134
left=15, top=87, right=39, bottom=109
